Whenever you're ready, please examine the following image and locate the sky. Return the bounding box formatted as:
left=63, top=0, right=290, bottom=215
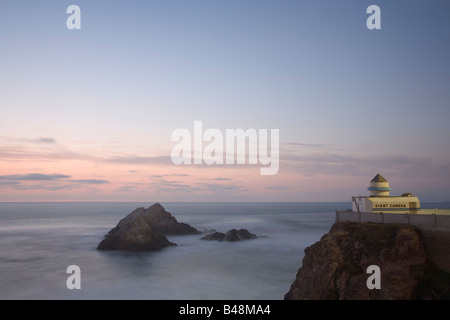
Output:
left=1, top=0, right=450, bottom=202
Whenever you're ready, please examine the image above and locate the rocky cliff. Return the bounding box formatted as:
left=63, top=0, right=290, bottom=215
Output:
left=285, top=221, right=450, bottom=300
left=97, top=203, right=200, bottom=251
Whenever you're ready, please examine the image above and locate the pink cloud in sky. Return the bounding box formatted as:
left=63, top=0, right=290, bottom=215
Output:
left=1, top=136, right=449, bottom=202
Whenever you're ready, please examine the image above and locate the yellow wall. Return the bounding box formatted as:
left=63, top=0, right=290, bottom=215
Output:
left=368, top=196, right=420, bottom=213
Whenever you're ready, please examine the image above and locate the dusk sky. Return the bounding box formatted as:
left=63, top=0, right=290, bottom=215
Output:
left=1, top=1, right=450, bottom=202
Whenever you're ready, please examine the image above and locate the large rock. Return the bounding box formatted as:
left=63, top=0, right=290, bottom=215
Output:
left=418, top=230, right=450, bottom=273
left=134, top=203, right=201, bottom=235
left=201, top=228, right=257, bottom=241
left=97, top=203, right=200, bottom=251
left=285, top=222, right=432, bottom=300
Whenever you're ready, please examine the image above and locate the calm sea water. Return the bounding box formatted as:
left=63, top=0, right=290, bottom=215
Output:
left=0, top=202, right=350, bottom=300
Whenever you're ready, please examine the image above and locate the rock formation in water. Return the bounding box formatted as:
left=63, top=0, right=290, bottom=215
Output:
left=201, top=228, right=257, bottom=241
left=284, top=221, right=450, bottom=300
left=97, top=203, right=200, bottom=251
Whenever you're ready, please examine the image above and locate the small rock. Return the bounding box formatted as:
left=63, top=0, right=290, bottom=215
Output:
left=201, top=228, right=257, bottom=242
left=201, top=232, right=226, bottom=241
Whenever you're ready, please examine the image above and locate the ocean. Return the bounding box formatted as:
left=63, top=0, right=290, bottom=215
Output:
left=0, top=201, right=351, bottom=300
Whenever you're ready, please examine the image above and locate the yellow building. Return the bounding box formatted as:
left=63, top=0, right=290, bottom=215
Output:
left=352, top=174, right=420, bottom=214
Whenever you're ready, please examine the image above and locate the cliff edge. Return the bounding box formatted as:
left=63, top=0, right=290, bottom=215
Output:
left=285, top=221, right=450, bottom=300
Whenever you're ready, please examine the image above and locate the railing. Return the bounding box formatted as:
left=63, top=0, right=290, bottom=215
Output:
left=335, top=210, right=450, bottom=232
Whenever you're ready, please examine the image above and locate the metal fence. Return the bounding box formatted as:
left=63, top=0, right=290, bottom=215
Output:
left=335, top=210, right=450, bottom=232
